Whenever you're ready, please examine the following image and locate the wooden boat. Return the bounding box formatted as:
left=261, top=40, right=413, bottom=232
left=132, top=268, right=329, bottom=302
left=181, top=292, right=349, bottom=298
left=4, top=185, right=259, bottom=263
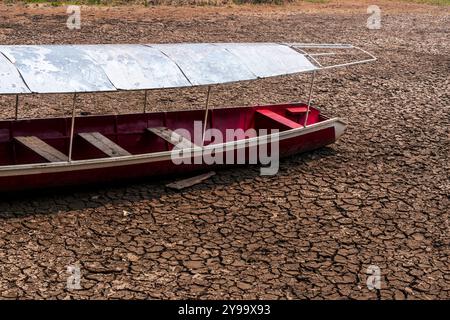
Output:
left=0, top=43, right=375, bottom=191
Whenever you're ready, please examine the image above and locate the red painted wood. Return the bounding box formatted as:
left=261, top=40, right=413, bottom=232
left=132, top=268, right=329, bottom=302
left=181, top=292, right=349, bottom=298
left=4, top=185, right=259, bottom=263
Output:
left=255, top=109, right=303, bottom=129
left=286, top=106, right=308, bottom=114
left=0, top=103, right=338, bottom=192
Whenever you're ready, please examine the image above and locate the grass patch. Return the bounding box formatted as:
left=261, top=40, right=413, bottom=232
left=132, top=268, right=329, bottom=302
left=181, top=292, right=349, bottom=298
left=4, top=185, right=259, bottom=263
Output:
left=8, top=0, right=328, bottom=5
left=14, top=0, right=123, bottom=6
left=11, top=0, right=450, bottom=5
left=232, top=0, right=290, bottom=4
left=232, top=0, right=328, bottom=3
left=404, top=0, right=450, bottom=5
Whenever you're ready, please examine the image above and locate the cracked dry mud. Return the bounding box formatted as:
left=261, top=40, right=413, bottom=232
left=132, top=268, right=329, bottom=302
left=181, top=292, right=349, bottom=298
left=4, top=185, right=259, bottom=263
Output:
left=0, top=1, right=448, bottom=299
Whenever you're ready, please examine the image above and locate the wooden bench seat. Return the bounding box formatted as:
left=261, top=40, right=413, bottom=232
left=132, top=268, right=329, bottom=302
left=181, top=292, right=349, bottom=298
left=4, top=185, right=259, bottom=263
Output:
left=286, top=106, right=308, bottom=115
left=147, top=127, right=199, bottom=149
left=14, top=136, right=68, bottom=162
left=256, top=109, right=303, bottom=129
left=79, top=132, right=131, bottom=157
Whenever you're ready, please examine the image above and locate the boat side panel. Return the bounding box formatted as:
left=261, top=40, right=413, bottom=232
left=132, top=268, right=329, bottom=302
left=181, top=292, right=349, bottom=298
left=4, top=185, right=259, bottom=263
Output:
left=0, top=103, right=327, bottom=168
left=0, top=125, right=336, bottom=192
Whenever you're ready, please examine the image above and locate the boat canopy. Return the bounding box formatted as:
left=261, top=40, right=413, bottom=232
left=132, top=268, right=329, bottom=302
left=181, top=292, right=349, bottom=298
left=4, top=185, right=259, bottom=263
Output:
left=0, top=43, right=376, bottom=95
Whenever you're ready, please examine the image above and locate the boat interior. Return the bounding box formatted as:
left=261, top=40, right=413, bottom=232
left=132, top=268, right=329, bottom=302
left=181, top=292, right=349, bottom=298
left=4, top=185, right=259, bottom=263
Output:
left=0, top=103, right=325, bottom=166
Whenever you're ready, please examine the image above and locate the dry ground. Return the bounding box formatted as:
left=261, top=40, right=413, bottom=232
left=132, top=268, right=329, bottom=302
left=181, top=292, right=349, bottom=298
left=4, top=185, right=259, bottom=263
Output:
left=0, top=1, right=448, bottom=299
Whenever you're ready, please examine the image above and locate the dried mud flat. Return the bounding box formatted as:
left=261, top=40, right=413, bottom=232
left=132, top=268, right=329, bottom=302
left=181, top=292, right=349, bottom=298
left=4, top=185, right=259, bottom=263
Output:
left=0, top=1, right=448, bottom=299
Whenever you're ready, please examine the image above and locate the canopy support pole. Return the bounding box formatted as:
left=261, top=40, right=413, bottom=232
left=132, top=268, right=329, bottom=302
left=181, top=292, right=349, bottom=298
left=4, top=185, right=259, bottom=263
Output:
left=68, top=93, right=77, bottom=163
left=304, top=71, right=316, bottom=127
left=202, top=86, right=212, bottom=146
left=143, top=90, right=148, bottom=113
left=14, top=95, right=19, bottom=120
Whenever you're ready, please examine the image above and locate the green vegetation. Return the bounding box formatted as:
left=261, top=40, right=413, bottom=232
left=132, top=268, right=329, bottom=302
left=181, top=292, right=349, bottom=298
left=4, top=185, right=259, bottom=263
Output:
left=232, top=0, right=327, bottom=3
left=405, top=0, right=450, bottom=4
left=11, top=0, right=122, bottom=5
left=232, top=0, right=287, bottom=4
left=11, top=0, right=450, bottom=6
left=8, top=0, right=102, bottom=5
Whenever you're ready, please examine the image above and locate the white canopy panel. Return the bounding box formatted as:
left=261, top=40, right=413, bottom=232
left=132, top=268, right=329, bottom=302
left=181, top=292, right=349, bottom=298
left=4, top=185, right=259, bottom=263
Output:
left=0, top=53, right=30, bottom=94
left=0, top=43, right=319, bottom=94
left=149, top=43, right=257, bottom=86
left=76, top=44, right=191, bottom=90
left=220, top=43, right=316, bottom=77
left=0, top=45, right=115, bottom=93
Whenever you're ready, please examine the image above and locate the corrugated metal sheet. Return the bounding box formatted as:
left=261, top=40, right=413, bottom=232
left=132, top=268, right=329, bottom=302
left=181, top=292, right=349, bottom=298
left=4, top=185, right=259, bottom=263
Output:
left=219, top=43, right=317, bottom=78
left=150, top=43, right=257, bottom=86
left=0, top=45, right=115, bottom=93
left=77, top=44, right=191, bottom=90
left=0, top=43, right=317, bottom=94
left=0, top=53, right=30, bottom=94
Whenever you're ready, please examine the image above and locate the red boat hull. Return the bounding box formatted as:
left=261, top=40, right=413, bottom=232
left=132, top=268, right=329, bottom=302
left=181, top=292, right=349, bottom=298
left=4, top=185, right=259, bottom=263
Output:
left=0, top=103, right=345, bottom=192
